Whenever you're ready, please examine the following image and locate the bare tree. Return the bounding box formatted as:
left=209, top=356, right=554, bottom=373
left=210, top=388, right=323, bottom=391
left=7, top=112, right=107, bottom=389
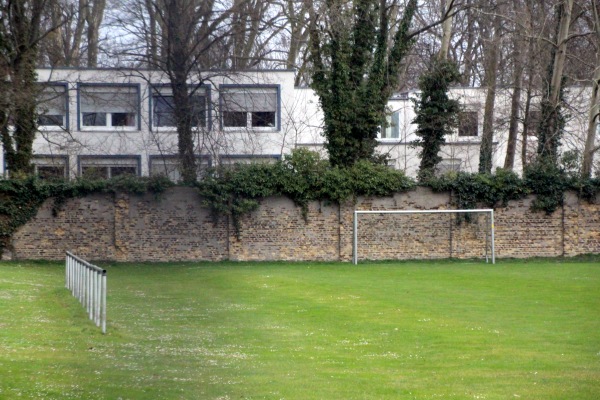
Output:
left=84, top=0, right=105, bottom=67
left=37, top=0, right=107, bottom=67
left=439, top=0, right=454, bottom=59
left=581, top=0, right=600, bottom=177
left=107, top=0, right=288, bottom=182
left=504, top=0, right=529, bottom=170
left=536, top=0, right=574, bottom=162
left=478, top=4, right=502, bottom=173
left=284, top=0, right=313, bottom=86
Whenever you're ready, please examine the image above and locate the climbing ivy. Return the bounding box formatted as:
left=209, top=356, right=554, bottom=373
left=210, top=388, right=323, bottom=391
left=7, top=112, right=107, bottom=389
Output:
left=3, top=148, right=600, bottom=255
left=523, top=160, right=571, bottom=214
left=427, top=169, right=528, bottom=210
left=0, top=175, right=172, bottom=256
left=412, top=58, right=461, bottom=182
left=579, top=177, right=600, bottom=203
left=0, top=178, right=51, bottom=255
left=196, top=148, right=415, bottom=233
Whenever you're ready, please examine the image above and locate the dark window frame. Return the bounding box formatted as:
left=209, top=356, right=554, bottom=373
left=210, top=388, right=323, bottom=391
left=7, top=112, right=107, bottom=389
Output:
left=219, top=84, right=281, bottom=131
left=77, top=83, right=141, bottom=130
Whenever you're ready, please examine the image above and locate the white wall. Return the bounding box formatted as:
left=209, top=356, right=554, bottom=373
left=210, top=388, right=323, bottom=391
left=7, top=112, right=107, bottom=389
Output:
left=0, top=68, right=594, bottom=179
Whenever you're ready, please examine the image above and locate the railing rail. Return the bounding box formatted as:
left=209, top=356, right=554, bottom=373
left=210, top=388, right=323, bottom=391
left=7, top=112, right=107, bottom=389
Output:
left=65, top=251, right=107, bottom=334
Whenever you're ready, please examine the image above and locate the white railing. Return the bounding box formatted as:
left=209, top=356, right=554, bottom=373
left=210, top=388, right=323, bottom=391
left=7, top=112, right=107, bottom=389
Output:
left=65, top=251, right=107, bottom=334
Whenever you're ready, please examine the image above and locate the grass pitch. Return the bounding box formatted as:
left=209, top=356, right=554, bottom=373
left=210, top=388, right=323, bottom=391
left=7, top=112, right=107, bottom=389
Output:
left=0, top=259, right=599, bottom=399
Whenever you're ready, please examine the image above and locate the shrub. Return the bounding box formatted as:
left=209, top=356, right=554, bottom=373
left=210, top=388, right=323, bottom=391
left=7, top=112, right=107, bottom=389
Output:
left=523, top=160, right=570, bottom=214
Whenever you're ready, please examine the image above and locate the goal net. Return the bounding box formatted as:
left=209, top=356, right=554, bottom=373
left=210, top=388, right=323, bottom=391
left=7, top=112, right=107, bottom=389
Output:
left=352, top=209, right=495, bottom=265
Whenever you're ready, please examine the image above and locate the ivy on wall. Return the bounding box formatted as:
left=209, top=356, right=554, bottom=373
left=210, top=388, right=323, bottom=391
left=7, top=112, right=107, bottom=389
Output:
left=426, top=163, right=600, bottom=213
left=0, top=178, right=50, bottom=256
left=427, top=169, right=528, bottom=210
left=0, top=175, right=173, bottom=256
left=197, top=149, right=415, bottom=234
left=2, top=149, right=600, bottom=256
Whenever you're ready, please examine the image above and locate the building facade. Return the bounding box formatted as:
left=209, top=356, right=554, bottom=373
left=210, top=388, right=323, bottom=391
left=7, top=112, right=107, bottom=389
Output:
left=0, top=68, right=595, bottom=180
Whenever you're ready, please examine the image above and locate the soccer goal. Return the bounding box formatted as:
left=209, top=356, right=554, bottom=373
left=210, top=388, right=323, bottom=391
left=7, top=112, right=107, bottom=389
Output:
left=352, top=209, right=495, bottom=265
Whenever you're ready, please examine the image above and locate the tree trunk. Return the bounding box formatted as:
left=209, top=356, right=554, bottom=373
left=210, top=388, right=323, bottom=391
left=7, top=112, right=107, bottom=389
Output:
left=581, top=64, right=600, bottom=177
left=537, top=0, right=574, bottom=160
left=521, top=85, right=534, bottom=167
left=504, top=20, right=525, bottom=170
left=439, top=0, right=453, bottom=60
left=165, top=0, right=197, bottom=183
left=286, top=0, right=311, bottom=71
left=145, top=0, right=159, bottom=66
left=45, top=0, right=66, bottom=66
left=85, top=0, right=106, bottom=67
left=478, top=14, right=501, bottom=174
left=461, top=0, right=476, bottom=86
left=66, top=0, right=88, bottom=66
left=581, top=2, right=600, bottom=178
left=1, top=0, right=46, bottom=176
left=548, top=0, right=573, bottom=106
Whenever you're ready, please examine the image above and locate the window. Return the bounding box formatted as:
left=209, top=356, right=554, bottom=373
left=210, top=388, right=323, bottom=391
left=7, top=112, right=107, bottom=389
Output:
left=79, top=156, right=140, bottom=179
left=437, top=158, right=461, bottom=175
left=79, top=85, right=139, bottom=129
left=380, top=110, right=400, bottom=139
left=37, top=84, right=68, bottom=128
left=152, top=86, right=207, bottom=128
left=221, top=86, right=279, bottom=129
left=149, top=155, right=211, bottom=182
left=458, top=111, right=478, bottom=137
left=32, top=156, right=68, bottom=180
left=219, top=154, right=280, bottom=166
left=223, top=111, right=247, bottom=127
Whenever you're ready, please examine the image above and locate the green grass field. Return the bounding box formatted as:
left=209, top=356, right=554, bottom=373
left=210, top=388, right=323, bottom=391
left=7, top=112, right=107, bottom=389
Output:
left=1, top=259, right=599, bottom=399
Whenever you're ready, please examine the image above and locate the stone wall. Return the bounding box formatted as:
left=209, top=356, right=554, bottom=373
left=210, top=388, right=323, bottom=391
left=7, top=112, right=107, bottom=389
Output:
left=7, top=187, right=600, bottom=262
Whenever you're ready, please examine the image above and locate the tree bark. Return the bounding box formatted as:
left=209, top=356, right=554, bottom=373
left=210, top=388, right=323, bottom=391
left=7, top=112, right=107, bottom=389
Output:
left=85, top=0, right=106, bottom=67
left=479, top=12, right=501, bottom=174
left=521, top=84, right=534, bottom=167
left=537, top=0, right=574, bottom=160
left=504, top=2, right=526, bottom=170
left=439, top=0, right=454, bottom=60
left=581, top=1, right=600, bottom=178
left=581, top=62, right=600, bottom=177
left=164, top=0, right=197, bottom=183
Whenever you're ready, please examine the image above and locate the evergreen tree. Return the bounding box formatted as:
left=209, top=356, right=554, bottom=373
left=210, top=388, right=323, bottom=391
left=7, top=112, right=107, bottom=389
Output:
left=309, top=0, right=417, bottom=167
left=0, top=0, right=45, bottom=177
left=413, top=59, right=461, bottom=181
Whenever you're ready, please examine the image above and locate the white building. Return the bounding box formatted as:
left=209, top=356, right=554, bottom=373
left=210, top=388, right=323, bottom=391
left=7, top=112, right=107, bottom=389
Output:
left=0, top=68, right=595, bottom=180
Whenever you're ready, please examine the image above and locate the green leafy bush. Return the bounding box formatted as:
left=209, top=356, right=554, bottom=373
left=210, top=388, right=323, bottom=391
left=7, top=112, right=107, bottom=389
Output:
left=196, top=149, right=415, bottom=230
left=579, top=178, right=600, bottom=203
left=523, top=160, right=570, bottom=214
left=197, top=163, right=279, bottom=234
left=428, top=169, right=528, bottom=210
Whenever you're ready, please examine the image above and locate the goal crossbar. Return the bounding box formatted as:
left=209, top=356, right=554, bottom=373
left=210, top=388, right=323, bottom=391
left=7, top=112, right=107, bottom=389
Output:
left=352, top=209, right=495, bottom=265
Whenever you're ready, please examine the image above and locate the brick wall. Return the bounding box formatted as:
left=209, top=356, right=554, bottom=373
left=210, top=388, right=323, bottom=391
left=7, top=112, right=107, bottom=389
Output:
left=7, top=187, right=599, bottom=262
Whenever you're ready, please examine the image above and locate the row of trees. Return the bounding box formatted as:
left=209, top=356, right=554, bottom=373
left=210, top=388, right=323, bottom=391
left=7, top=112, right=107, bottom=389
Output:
left=412, top=0, right=599, bottom=181
left=1, top=0, right=599, bottom=181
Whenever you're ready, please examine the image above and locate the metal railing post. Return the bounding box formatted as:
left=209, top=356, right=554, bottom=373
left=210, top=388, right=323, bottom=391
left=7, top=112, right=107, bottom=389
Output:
left=65, top=252, right=107, bottom=334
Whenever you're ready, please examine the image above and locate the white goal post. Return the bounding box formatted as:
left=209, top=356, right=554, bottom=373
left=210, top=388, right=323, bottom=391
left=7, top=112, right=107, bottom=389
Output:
left=352, top=209, right=495, bottom=265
